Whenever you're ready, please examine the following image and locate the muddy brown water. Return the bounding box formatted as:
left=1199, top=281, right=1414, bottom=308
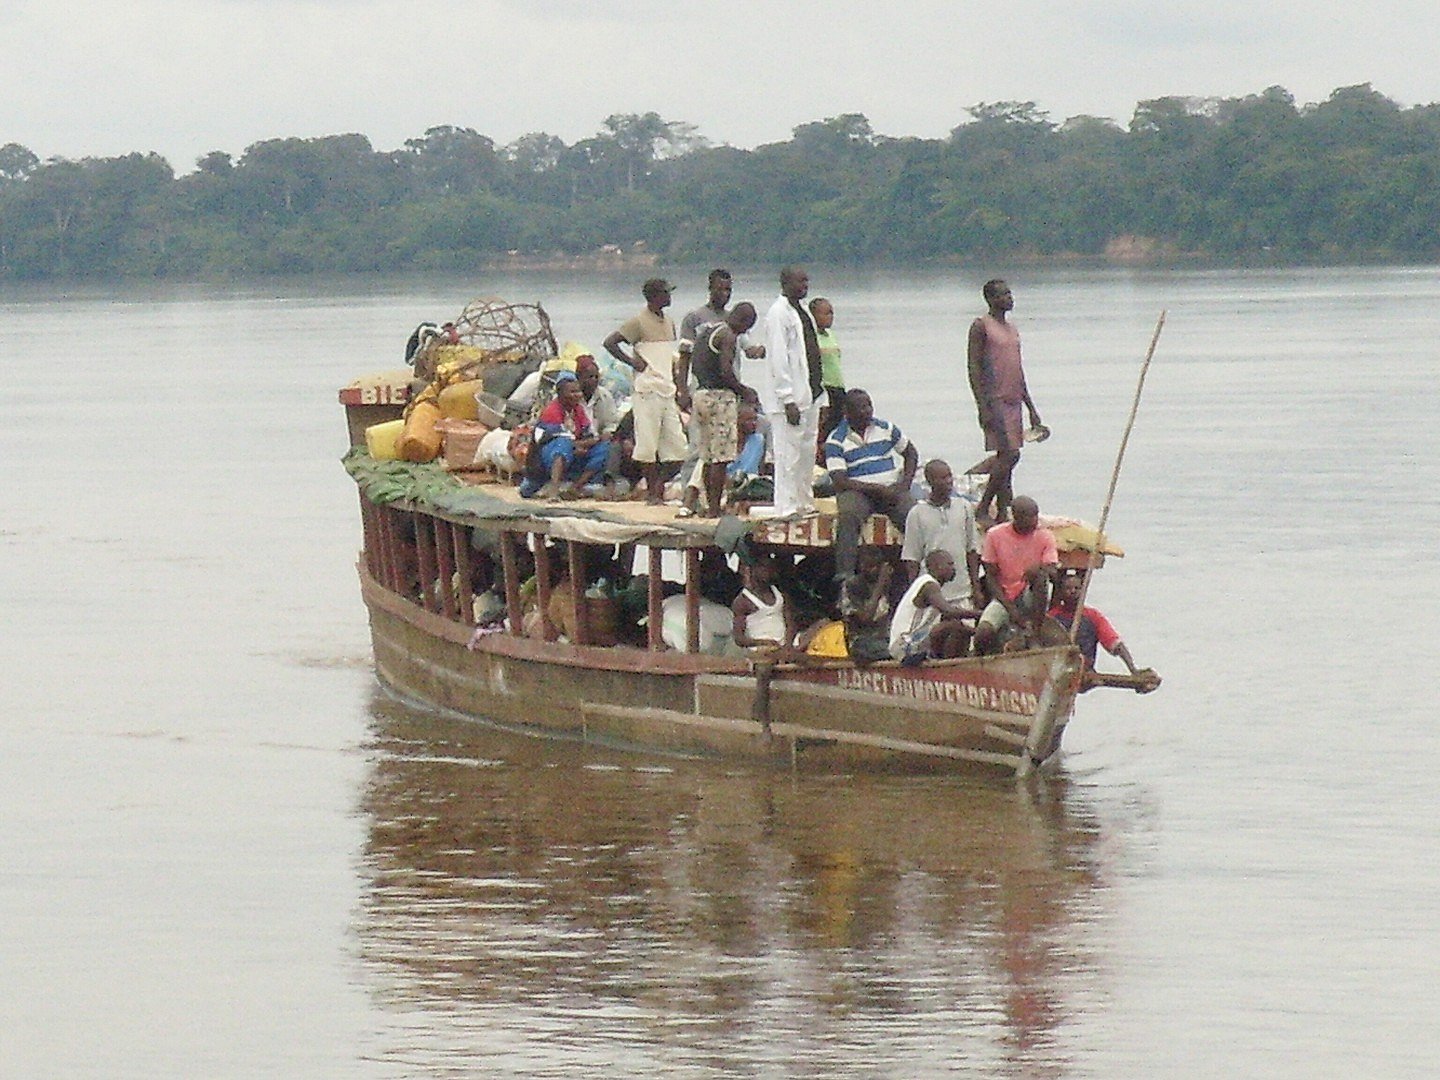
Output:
left=3, top=267, right=1436, bottom=1077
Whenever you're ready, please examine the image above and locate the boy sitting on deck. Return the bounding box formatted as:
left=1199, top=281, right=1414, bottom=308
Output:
left=732, top=555, right=798, bottom=656
left=520, top=371, right=609, bottom=500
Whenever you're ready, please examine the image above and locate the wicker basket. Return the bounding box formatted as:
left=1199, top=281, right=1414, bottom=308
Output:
left=548, top=590, right=621, bottom=646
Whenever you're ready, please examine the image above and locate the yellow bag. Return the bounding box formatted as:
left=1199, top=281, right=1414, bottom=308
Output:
left=805, top=620, right=849, bottom=659
left=431, top=345, right=485, bottom=374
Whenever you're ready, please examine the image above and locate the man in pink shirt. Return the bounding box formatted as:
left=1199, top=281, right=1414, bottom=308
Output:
left=972, top=495, right=1058, bottom=655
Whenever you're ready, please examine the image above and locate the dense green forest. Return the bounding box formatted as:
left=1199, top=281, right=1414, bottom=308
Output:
left=2, top=83, right=1438, bottom=280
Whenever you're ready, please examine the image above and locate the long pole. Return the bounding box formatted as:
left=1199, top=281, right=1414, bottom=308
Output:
left=1071, top=311, right=1166, bottom=637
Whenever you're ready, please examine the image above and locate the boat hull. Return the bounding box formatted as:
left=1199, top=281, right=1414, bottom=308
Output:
left=362, top=565, right=1083, bottom=776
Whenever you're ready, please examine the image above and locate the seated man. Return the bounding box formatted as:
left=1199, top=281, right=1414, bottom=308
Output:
left=732, top=554, right=798, bottom=655
left=726, top=403, right=769, bottom=493
left=520, top=371, right=608, bottom=500
left=575, top=352, right=626, bottom=495
left=889, top=550, right=977, bottom=664
left=901, top=458, right=983, bottom=606
left=840, top=547, right=894, bottom=664
left=1045, top=570, right=1161, bottom=692
left=972, top=495, right=1059, bottom=655
left=823, top=388, right=918, bottom=582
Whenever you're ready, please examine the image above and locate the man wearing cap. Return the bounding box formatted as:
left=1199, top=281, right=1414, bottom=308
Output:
left=604, top=278, right=688, bottom=504
left=761, top=266, right=825, bottom=518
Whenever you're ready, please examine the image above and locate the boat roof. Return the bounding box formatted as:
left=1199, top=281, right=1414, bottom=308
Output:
left=343, top=450, right=1124, bottom=561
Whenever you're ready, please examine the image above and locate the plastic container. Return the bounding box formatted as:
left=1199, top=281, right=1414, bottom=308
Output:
left=437, top=378, right=485, bottom=420
left=435, top=418, right=491, bottom=468
left=364, top=419, right=405, bottom=460
left=397, top=400, right=443, bottom=462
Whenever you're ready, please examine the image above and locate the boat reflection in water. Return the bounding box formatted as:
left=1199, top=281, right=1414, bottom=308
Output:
left=354, top=689, right=1114, bottom=1075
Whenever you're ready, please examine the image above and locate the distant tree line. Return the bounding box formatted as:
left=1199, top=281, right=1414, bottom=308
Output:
left=2, top=84, right=1438, bottom=280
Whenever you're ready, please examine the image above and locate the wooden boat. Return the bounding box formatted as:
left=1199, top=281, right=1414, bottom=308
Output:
left=341, top=361, right=1127, bottom=778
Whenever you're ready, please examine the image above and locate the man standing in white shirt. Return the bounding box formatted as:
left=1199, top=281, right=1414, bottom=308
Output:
left=761, top=266, right=824, bottom=518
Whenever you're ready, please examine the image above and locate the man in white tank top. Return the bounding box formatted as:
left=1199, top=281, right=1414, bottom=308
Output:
left=889, top=550, right=978, bottom=663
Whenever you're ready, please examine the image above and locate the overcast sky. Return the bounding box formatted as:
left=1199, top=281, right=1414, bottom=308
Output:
left=6, top=0, right=1438, bottom=172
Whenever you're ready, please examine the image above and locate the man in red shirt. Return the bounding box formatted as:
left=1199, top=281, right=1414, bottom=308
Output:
left=972, top=495, right=1058, bottom=655
left=1046, top=571, right=1161, bottom=691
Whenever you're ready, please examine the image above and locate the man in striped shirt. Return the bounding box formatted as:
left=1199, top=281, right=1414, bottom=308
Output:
left=823, top=388, right=918, bottom=582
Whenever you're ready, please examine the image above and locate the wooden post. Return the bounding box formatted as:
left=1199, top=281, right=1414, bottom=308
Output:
left=499, top=529, right=523, bottom=636
left=617, top=540, right=637, bottom=580
left=413, top=513, right=438, bottom=612
left=647, top=545, right=664, bottom=651
left=434, top=517, right=458, bottom=620
left=450, top=521, right=474, bottom=626
left=370, top=502, right=388, bottom=588
left=534, top=536, right=558, bottom=641
left=358, top=492, right=378, bottom=579
left=684, top=548, right=701, bottom=654
left=376, top=505, right=398, bottom=592
left=567, top=541, right=591, bottom=646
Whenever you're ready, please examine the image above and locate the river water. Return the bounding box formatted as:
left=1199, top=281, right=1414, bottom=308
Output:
left=3, top=265, right=1436, bottom=1077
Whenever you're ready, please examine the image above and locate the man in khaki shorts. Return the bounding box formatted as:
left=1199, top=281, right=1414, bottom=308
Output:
left=603, top=278, right=688, bottom=504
